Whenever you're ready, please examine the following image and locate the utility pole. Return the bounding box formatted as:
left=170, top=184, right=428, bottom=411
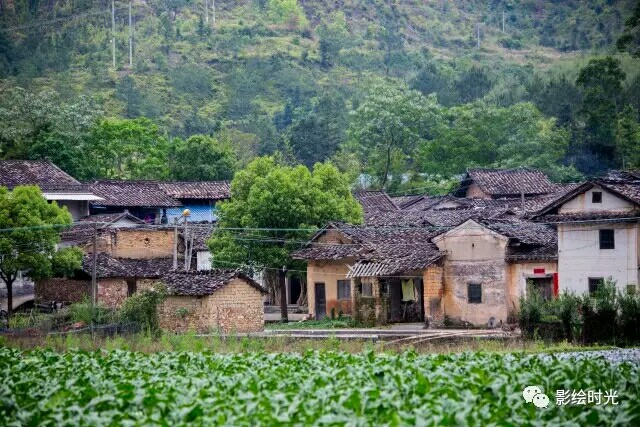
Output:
left=111, top=0, right=116, bottom=69
left=280, top=266, right=288, bottom=323
left=173, top=224, right=178, bottom=270
left=128, top=0, right=133, bottom=68
left=205, top=0, right=209, bottom=23
left=502, top=10, right=505, bottom=33
left=91, top=222, right=98, bottom=305
left=212, top=0, right=215, bottom=28
left=477, top=21, right=480, bottom=49
left=183, top=216, right=189, bottom=271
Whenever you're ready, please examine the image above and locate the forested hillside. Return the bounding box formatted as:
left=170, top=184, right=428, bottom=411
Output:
left=1, top=0, right=639, bottom=192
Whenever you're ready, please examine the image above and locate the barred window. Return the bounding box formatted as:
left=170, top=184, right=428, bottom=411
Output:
left=468, top=283, right=482, bottom=304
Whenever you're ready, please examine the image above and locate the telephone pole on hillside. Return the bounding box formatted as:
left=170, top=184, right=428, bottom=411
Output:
left=205, top=0, right=209, bottom=23
left=129, top=0, right=133, bottom=68
left=111, top=0, right=116, bottom=69
left=476, top=21, right=480, bottom=49
left=212, top=0, right=216, bottom=28
left=502, top=10, right=505, bottom=33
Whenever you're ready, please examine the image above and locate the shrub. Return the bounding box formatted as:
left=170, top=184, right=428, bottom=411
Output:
left=68, top=297, right=117, bottom=325
left=618, top=288, right=640, bottom=346
left=518, top=288, right=543, bottom=338
left=118, top=284, right=167, bottom=337
left=581, top=279, right=618, bottom=344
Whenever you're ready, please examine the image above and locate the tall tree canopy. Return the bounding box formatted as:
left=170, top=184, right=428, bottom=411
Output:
left=86, top=118, right=170, bottom=180
left=168, top=135, right=237, bottom=181
left=208, top=157, right=362, bottom=291
left=346, top=84, right=441, bottom=190
left=0, top=186, right=80, bottom=318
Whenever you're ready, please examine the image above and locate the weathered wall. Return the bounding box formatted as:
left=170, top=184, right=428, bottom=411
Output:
left=466, top=183, right=490, bottom=199
left=35, top=278, right=90, bottom=303
left=423, top=265, right=444, bottom=320
left=56, top=200, right=89, bottom=221
left=558, top=222, right=639, bottom=293
left=306, top=260, right=353, bottom=319
left=506, top=261, right=558, bottom=313
left=158, top=278, right=264, bottom=333
left=97, top=278, right=129, bottom=308
left=434, top=222, right=510, bottom=325
left=108, top=229, right=175, bottom=259
left=560, top=186, right=634, bottom=213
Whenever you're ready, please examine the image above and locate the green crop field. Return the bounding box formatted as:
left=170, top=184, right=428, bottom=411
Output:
left=0, top=348, right=638, bottom=425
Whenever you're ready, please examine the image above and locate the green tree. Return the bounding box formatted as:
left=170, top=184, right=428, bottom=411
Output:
left=169, top=135, right=237, bottom=181
left=0, top=186, right=77, bottom=319
left=455, top=67, right=494, bottom=104
left=208, top=157, right=362, bottom=297
left=268, top=0, right=308, bottom=28
left=86, top=118, right=169, bottom=180
left=615, top=105, right=640, bottom=169
left=418, top=102, right=580, bottom=181
left=317, top=12, right=349, bottom=68
left=617, top=0, right=640, bottom=57
left=347, top=84, right=441, bottom=189
left=377, top=6, right=406, bottom=76
left=576, top=57, right=626, bottom=171
left=289, top=94, right=347, bottom=167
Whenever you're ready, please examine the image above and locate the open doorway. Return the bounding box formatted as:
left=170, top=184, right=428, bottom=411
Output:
left=529, top=277, right=553, bottom=300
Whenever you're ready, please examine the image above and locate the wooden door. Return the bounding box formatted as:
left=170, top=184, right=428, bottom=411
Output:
left=315, top=283, right=326, bottom=320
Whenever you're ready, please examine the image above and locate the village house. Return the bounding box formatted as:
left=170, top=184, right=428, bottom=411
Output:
left=35, top=254, right=268, bottom=333
left=454, top=168, right=558, bottom=199
left=294, top=210, right=558, bottom=327
left=532, top=171, right=640, bottom=295
left=0, top=160, right=103, bottom=220
left=158, top=270, right=268, bottom=333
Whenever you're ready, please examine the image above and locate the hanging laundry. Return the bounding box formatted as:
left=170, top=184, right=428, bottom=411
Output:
left=401, top=279, right=415, bottom=302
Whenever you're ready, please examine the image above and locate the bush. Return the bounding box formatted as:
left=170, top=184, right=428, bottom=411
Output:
left=518, top=289, right=543, bottom=338
left=581, top=280, right=618, bottom=345
left=68, top=297, right=117, bottom=326
left=618, top=289, right=640, bottom=346
left=118, top=285, right=167, bottom=337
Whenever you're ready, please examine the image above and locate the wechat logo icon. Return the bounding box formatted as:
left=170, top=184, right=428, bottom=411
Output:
left=523, top=385, right=550, bottom=408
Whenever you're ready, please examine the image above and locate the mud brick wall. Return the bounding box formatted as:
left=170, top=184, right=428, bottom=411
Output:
left=35, top=278, right=90, bottom=304
left=158, top=278, right=265, bottom=333
left=97, top=278, right=128, bottom=308
left=423, top=265, right=444, bottom=321
left=109, top=229, right=175, bottom=259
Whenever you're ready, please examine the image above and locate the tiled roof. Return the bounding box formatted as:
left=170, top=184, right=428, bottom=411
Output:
left=161, top=270, right=268, bottom=296
left=87, top=180, right=182, bottom=207
left=189, top=223, right=216, bottom=251
left=538, top=211, right=640, bottom=223
left=366, top=207, right=515, bottom=227
left=157, top=181, right=230, bottom=200
left=61, top=211, right=145, bottom=243
left=532, top=172, right=640, bottom=217
left=481, top=220, right=556, bottom=246
left=354, top=191, right=398, bottom=215
left=0, top=159, right=84, bottom=191
left=506, top=244, right=558, bottom=262
left=389, top=194, right=423, bottom=209
left=455, top=168, right=556, bottom=198
left=293, top=224, right=444, bottom=277
left=82, top=254, right=174, bottom=278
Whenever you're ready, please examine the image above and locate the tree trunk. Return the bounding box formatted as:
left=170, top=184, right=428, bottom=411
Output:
left=264, top=269, right=278, bottom=305
left=280, top=269, right=288, bottom=323
left=296, top=275, right=308, bottom=307
left=5, top=277, right=14, bottom=322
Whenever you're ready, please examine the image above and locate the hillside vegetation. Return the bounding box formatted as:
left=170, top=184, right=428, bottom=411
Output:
left=1, top=0, right=639, bottom=190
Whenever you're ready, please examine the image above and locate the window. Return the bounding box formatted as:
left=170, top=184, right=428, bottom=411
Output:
left=361, top=282, right=373, bottom=297
left=588, top=278, right=604, bottom=295
left=337, top=280, right=351, bottom=300
left=127, top=279, right=137, bottom=297
left=592, top=191, right=602, bottom=203
left=599, top=229, right=615, bottom=249
left=467, top=283, right=482, bottom=304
